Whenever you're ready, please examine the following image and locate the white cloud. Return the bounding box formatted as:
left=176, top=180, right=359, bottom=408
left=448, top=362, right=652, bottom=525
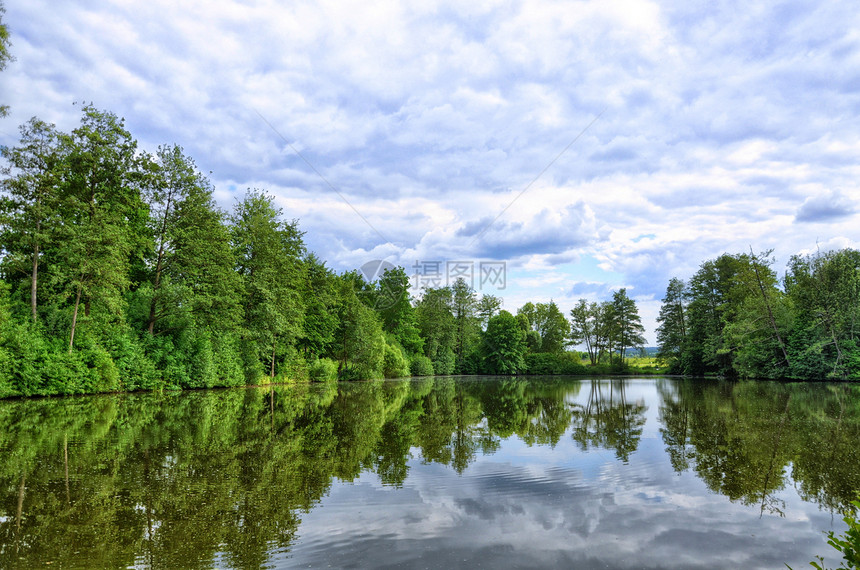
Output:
left=2, top=0, right=860, bottom=341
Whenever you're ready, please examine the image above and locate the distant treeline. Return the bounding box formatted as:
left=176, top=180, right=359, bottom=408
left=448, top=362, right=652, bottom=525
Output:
left=655, top=248, right=860, bottom=380
left=0, top=106, right=855, bottom=397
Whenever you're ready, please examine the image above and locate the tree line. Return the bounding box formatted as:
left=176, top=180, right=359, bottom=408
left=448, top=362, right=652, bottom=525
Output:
left=656, top=248, right=860, bottom=380
left=0, top=106, right=653, bottom=397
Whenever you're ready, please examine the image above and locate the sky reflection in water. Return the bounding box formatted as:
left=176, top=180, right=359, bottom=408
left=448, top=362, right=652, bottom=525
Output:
left=0, top=377, right=856, bottom=569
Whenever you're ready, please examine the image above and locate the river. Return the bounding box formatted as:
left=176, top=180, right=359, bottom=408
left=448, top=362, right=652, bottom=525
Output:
left=0, top=376, right=857, bottom=568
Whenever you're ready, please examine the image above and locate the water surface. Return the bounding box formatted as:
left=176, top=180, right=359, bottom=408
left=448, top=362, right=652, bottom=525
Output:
left=0, top=377, right=857, bottom=568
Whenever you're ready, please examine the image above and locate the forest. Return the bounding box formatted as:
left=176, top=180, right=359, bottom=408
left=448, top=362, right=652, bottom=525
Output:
left=0, top=106, right=858, bottom=398
left=654, top=248, right=860, bottom=381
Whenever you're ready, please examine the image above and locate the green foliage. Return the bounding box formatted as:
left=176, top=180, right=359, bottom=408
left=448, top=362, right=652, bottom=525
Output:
left=373, top=266, right=424, bottom=356
left=383, top=335, right=411, bottom=378
left=0, top=2, right=11, bottom=116
left=810, top=498, right=860, bottom=569
left=410, top=354, right=434, bottom=376
left=481, top=310, right=526, bottom=374
left=308, top=357, right=339, bottom=382
left=656, top=277, right=687, bottom=372
left=522, top=352, right=587, bottom=375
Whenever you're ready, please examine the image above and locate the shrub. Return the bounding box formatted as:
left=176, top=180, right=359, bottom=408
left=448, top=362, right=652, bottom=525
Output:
left=383, top=339, right=410, bottom=378
left=410, top=355, right=434, bottom=376
left=309, top=357, right=339, bottom=382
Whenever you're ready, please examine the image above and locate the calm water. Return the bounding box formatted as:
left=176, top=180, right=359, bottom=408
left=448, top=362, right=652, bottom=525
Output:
left=0, top=377, right=858, bottom=569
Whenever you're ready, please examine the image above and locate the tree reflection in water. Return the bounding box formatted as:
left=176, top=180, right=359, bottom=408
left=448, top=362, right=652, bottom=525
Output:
left=0, top=377, right=857, bottom=568
left=570, top=379, right=647, bottom=462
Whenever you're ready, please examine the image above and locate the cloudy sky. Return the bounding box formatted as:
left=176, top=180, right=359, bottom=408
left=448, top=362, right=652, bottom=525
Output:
left=2, top=0, right=859, bottom=342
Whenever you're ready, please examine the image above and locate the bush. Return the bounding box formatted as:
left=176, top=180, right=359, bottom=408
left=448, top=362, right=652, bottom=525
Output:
left=383, top=339, right=410, bottom=378
left=309, top=357, right=339, bottom=382
left=522, top=352, right=588, bottom=375
left=432, top=347, right=455, bottom=375
left=410, top=355, right=434, bottom=376
left=795, top=497, right=860, bottom=570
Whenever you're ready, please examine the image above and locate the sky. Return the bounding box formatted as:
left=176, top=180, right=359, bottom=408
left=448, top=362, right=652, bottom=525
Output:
left=1, top=0, right=859, bottom=343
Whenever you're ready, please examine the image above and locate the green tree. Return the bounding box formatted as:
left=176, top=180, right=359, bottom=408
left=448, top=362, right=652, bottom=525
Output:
left=297, top=254, right=339, bottom=359
left=682, top=254, right=744, bottom=377
left=481, top=310, right=526, bottom=374
left=517, top=301, right=570, bottom=354
left=0, top=118, right=63, bottom=322
left=231, top=190, right=305, bottom=379
left=785, top=248, right=860, bottom=380
left=656, top=278, right=687, bottom=371
left=593, top=301, right=616, bottom=364
left=332, top=273, right=385, bottom=379
left=415, top=286, right=456, bottom=374
left=140, top=145, right=239, bottom=335
left=374, top=267, right=423, bottom=355
left=451, top=278, right=479, bottom=372
left=476, top=294, right=502, bottom=330
left=611, top=288, right=645, bottom=362
left=722, top=250, right=793, bottom=379
left=54, top=105, right=144, bottom=351
left=0, top=1, right=12, bottom=117
left=569, top=299, right=599, bottom=364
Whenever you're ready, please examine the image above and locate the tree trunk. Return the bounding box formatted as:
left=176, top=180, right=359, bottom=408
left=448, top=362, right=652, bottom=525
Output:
left=69, top=281, right=84, bottom=352
left=147, top=198, right=171, bottom=335
left=30, top=242, right=39, bottom=322
left=270, top=338, right=277, bottom=378
left=750, top=248, right=791, bottom=368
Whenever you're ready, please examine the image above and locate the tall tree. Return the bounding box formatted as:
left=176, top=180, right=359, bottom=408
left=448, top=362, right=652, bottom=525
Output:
left=140, top=145, right=224, bottom=334
left=518, top=301, right=571, bottom=354
left=415, top=286, right=456, bottom=374
left=232, top=190, right=305, bottom=379
left=611, top=288, right=645, bottom=362
left=656, top=278, right=687, bottom=370
left=0, top=118, right=63, bottom=322
left=0, top=1, right=12, bottom=117
left=374, top=267, right=423, bottom=355
left=481, top=310, right=527, bottom=374
left=297, top=254, right=339, bottom=358
left=451, top=278, right=478, bottom=372
left=569, top=299, right=599, bottom=365
left=55, top=105, right=143, bottom=350
left=476, top=294, right=502, bottom=331
left=683, top=254, right=743, bottom=377
left=332, top=272, right=385, bottom=379
left=785, top=248, right=860, bottom=379
left=593, top=301, right=616, bottom=364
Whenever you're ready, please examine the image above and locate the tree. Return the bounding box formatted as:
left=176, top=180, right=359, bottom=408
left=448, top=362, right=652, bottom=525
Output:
left=0, top=1, right=13, bottom=117
left=54, top=105, right=144, bottom=351
left=297, top=254, right=339, bottom=359
left=592, top=301, right=616, bottom=364
left=476, top=294, right=502, bottom=331
left=785, top=248, right=860, bottom=380
left=231, top=190, right=305, bottom=379
left=569, top=299, right=599, bottom=365
left=517, top=300, right=571, bottom=354
left=482, top=310, right=526, bottom=374
left=374, top=267, right=423, bottom=355
left=415, top=286, right=456, bottom=374
left=0, top=118, right=63, bottom=322
left=611, top=289, right=645, bottom=362
left=656, top=278, right=687, bottom=370
left=332, top=273, right=385, bottom=379
left=683, top=254, right=743, bottom=377
left=451, top=278, right=479, bottom=372
left=139, top=145, right=239, bottom=335
left=721, top=250, right=794, bottom=379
